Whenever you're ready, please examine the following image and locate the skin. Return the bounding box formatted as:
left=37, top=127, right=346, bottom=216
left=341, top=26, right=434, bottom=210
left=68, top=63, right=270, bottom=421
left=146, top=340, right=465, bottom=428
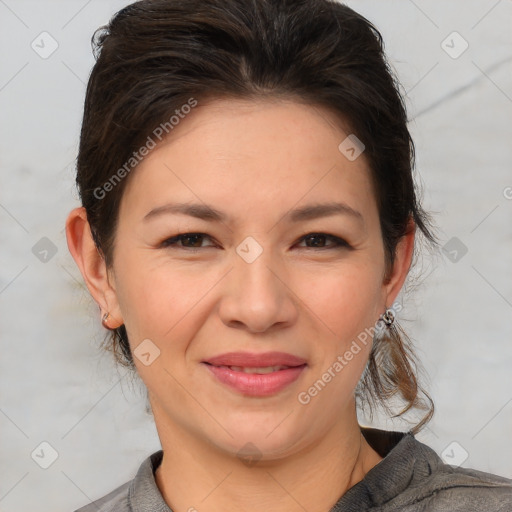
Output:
left=66, top=98, right=415, bottom=512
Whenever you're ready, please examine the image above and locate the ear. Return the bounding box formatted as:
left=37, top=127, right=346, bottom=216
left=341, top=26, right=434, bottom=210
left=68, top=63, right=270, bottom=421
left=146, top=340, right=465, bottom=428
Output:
left=382, top=218, right=416, bottom=307
left=65, top=207, right=123, bottom=328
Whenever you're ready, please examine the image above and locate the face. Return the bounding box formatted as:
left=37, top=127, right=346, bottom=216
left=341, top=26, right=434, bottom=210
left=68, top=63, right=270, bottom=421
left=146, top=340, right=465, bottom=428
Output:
left=97, top=98, right=408, bottom=459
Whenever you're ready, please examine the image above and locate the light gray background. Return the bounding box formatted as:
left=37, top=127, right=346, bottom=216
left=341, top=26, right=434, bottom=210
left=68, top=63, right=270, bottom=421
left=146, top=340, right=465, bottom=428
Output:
left=0, top=1, right=511, bottom=511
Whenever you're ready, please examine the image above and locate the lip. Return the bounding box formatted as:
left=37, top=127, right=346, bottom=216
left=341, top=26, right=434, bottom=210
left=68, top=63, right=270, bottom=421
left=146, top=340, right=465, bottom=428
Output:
left=203, top=364, right=307, bottom=396
left=202, top=351, right=307, bottom=397
left=203, top=351, right=307, bottom=367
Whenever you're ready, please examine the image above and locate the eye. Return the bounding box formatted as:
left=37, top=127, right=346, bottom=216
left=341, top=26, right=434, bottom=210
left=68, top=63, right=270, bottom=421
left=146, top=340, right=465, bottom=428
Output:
left=295, top=233, right=351, bottom=250
left=160, top=233, right=217, bottom=250
left=159, top=232, right=351, bottom=251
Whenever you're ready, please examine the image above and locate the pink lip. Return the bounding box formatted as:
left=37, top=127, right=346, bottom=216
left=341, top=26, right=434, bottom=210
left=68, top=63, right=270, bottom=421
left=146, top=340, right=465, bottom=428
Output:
left=203, top=364, right=306, bottom=396
left=202, top=351, right=307, bottom=397
left=204, top=351, right=307, bottom=367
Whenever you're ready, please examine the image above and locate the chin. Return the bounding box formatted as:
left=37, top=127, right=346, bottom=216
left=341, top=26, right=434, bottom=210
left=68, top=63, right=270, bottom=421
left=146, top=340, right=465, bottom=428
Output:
left=209, top=414, right=308, bottom=461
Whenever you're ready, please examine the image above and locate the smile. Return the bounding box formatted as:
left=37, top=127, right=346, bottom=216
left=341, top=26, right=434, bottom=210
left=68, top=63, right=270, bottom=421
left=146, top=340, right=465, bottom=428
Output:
left=202, top=362, right=307, bottom=396
left=215, top=364, right=292, bottom=374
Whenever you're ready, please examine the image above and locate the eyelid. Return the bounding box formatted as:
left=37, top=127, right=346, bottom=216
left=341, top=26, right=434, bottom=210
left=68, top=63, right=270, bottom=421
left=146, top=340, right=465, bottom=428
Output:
left=295, top=233, right=351, bottom=249
left=159, top=232, right=352, bottom=250
left=160, top=232, right=218, bottom=249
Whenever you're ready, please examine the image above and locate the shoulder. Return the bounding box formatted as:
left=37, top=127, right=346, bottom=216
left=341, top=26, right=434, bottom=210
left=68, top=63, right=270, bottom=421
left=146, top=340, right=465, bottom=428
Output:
left=393, top=437, right=512, bottom=511
left=396, top=469, right=512, bottom=512
left=423, top=464, right=512, bottom=509
left=73, top=480, right=131, bottom=512
left=359, top=428, right=512, bottom=511
left=71, top=450, right=164, bottom=512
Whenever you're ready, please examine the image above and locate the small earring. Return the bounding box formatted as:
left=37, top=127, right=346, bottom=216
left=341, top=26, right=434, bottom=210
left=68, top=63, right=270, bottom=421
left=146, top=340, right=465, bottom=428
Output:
left=102, top=312, right=110, bottom=328
left=381, top=308, right=395, bottom=327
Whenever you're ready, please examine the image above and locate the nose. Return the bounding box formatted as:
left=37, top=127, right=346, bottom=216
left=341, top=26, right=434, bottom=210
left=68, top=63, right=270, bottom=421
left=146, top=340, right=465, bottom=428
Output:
left=217, top=244, right=298, bottom=334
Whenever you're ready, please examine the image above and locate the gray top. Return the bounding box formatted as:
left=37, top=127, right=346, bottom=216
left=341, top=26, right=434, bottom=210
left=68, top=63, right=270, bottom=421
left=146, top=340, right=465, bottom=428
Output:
left=74, top=427, right=512, bottom=511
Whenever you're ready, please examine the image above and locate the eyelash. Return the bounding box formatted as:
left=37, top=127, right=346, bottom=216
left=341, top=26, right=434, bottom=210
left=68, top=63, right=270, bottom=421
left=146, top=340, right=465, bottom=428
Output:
left=159, top=232, right=351, bottom=251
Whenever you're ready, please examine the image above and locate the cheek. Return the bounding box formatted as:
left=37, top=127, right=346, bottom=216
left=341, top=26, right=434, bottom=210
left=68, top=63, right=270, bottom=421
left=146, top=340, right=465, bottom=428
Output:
left=113, top=252, right=218, bottom=348
left=293, top=260, right=384, bottom=339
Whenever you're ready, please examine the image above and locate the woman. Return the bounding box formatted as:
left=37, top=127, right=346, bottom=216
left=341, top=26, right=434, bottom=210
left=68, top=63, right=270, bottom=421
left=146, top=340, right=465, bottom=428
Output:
left=65, top=0, right=512, bottom=510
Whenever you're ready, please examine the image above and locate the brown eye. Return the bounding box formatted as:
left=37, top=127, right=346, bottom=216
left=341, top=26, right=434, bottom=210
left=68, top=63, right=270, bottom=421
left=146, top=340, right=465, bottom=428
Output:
left=159, top=232, right=351, bottom=251
left=161, top=233, right=216, bottom=249
left=296, top=233, right=350, bottom=249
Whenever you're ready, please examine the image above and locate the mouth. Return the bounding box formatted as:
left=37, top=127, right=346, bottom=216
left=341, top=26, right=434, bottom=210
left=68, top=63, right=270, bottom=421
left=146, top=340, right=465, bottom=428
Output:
left=203, top=351, right=307, bottom=368
left=201, top=353, right=307, bottom=396
left=204, top=363, right=302, bottom=374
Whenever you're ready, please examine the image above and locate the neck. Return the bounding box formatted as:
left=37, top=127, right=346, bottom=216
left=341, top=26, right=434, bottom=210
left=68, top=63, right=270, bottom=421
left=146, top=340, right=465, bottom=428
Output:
left=153, top=409, right=383, bottom=512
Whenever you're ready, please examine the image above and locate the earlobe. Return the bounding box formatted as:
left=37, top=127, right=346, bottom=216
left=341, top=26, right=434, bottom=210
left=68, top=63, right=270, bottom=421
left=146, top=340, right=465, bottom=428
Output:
left=65, top=207, right=123, bottom=328
left=383, top=219, right=416, bottom=308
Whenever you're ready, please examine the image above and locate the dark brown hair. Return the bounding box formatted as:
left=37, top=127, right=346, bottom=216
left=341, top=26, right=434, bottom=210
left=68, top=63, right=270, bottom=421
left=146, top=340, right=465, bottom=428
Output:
left=75, top=0, right=438, bottom=434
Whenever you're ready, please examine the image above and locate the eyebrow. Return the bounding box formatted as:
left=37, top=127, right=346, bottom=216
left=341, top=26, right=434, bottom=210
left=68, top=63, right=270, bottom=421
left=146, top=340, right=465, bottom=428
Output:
left=143, top=201, right=364, bottom=225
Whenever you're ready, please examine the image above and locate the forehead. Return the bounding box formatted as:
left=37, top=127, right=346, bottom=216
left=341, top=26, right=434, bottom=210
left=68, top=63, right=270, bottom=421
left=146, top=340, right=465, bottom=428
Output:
left=119, top=98, right=377, bottom=225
